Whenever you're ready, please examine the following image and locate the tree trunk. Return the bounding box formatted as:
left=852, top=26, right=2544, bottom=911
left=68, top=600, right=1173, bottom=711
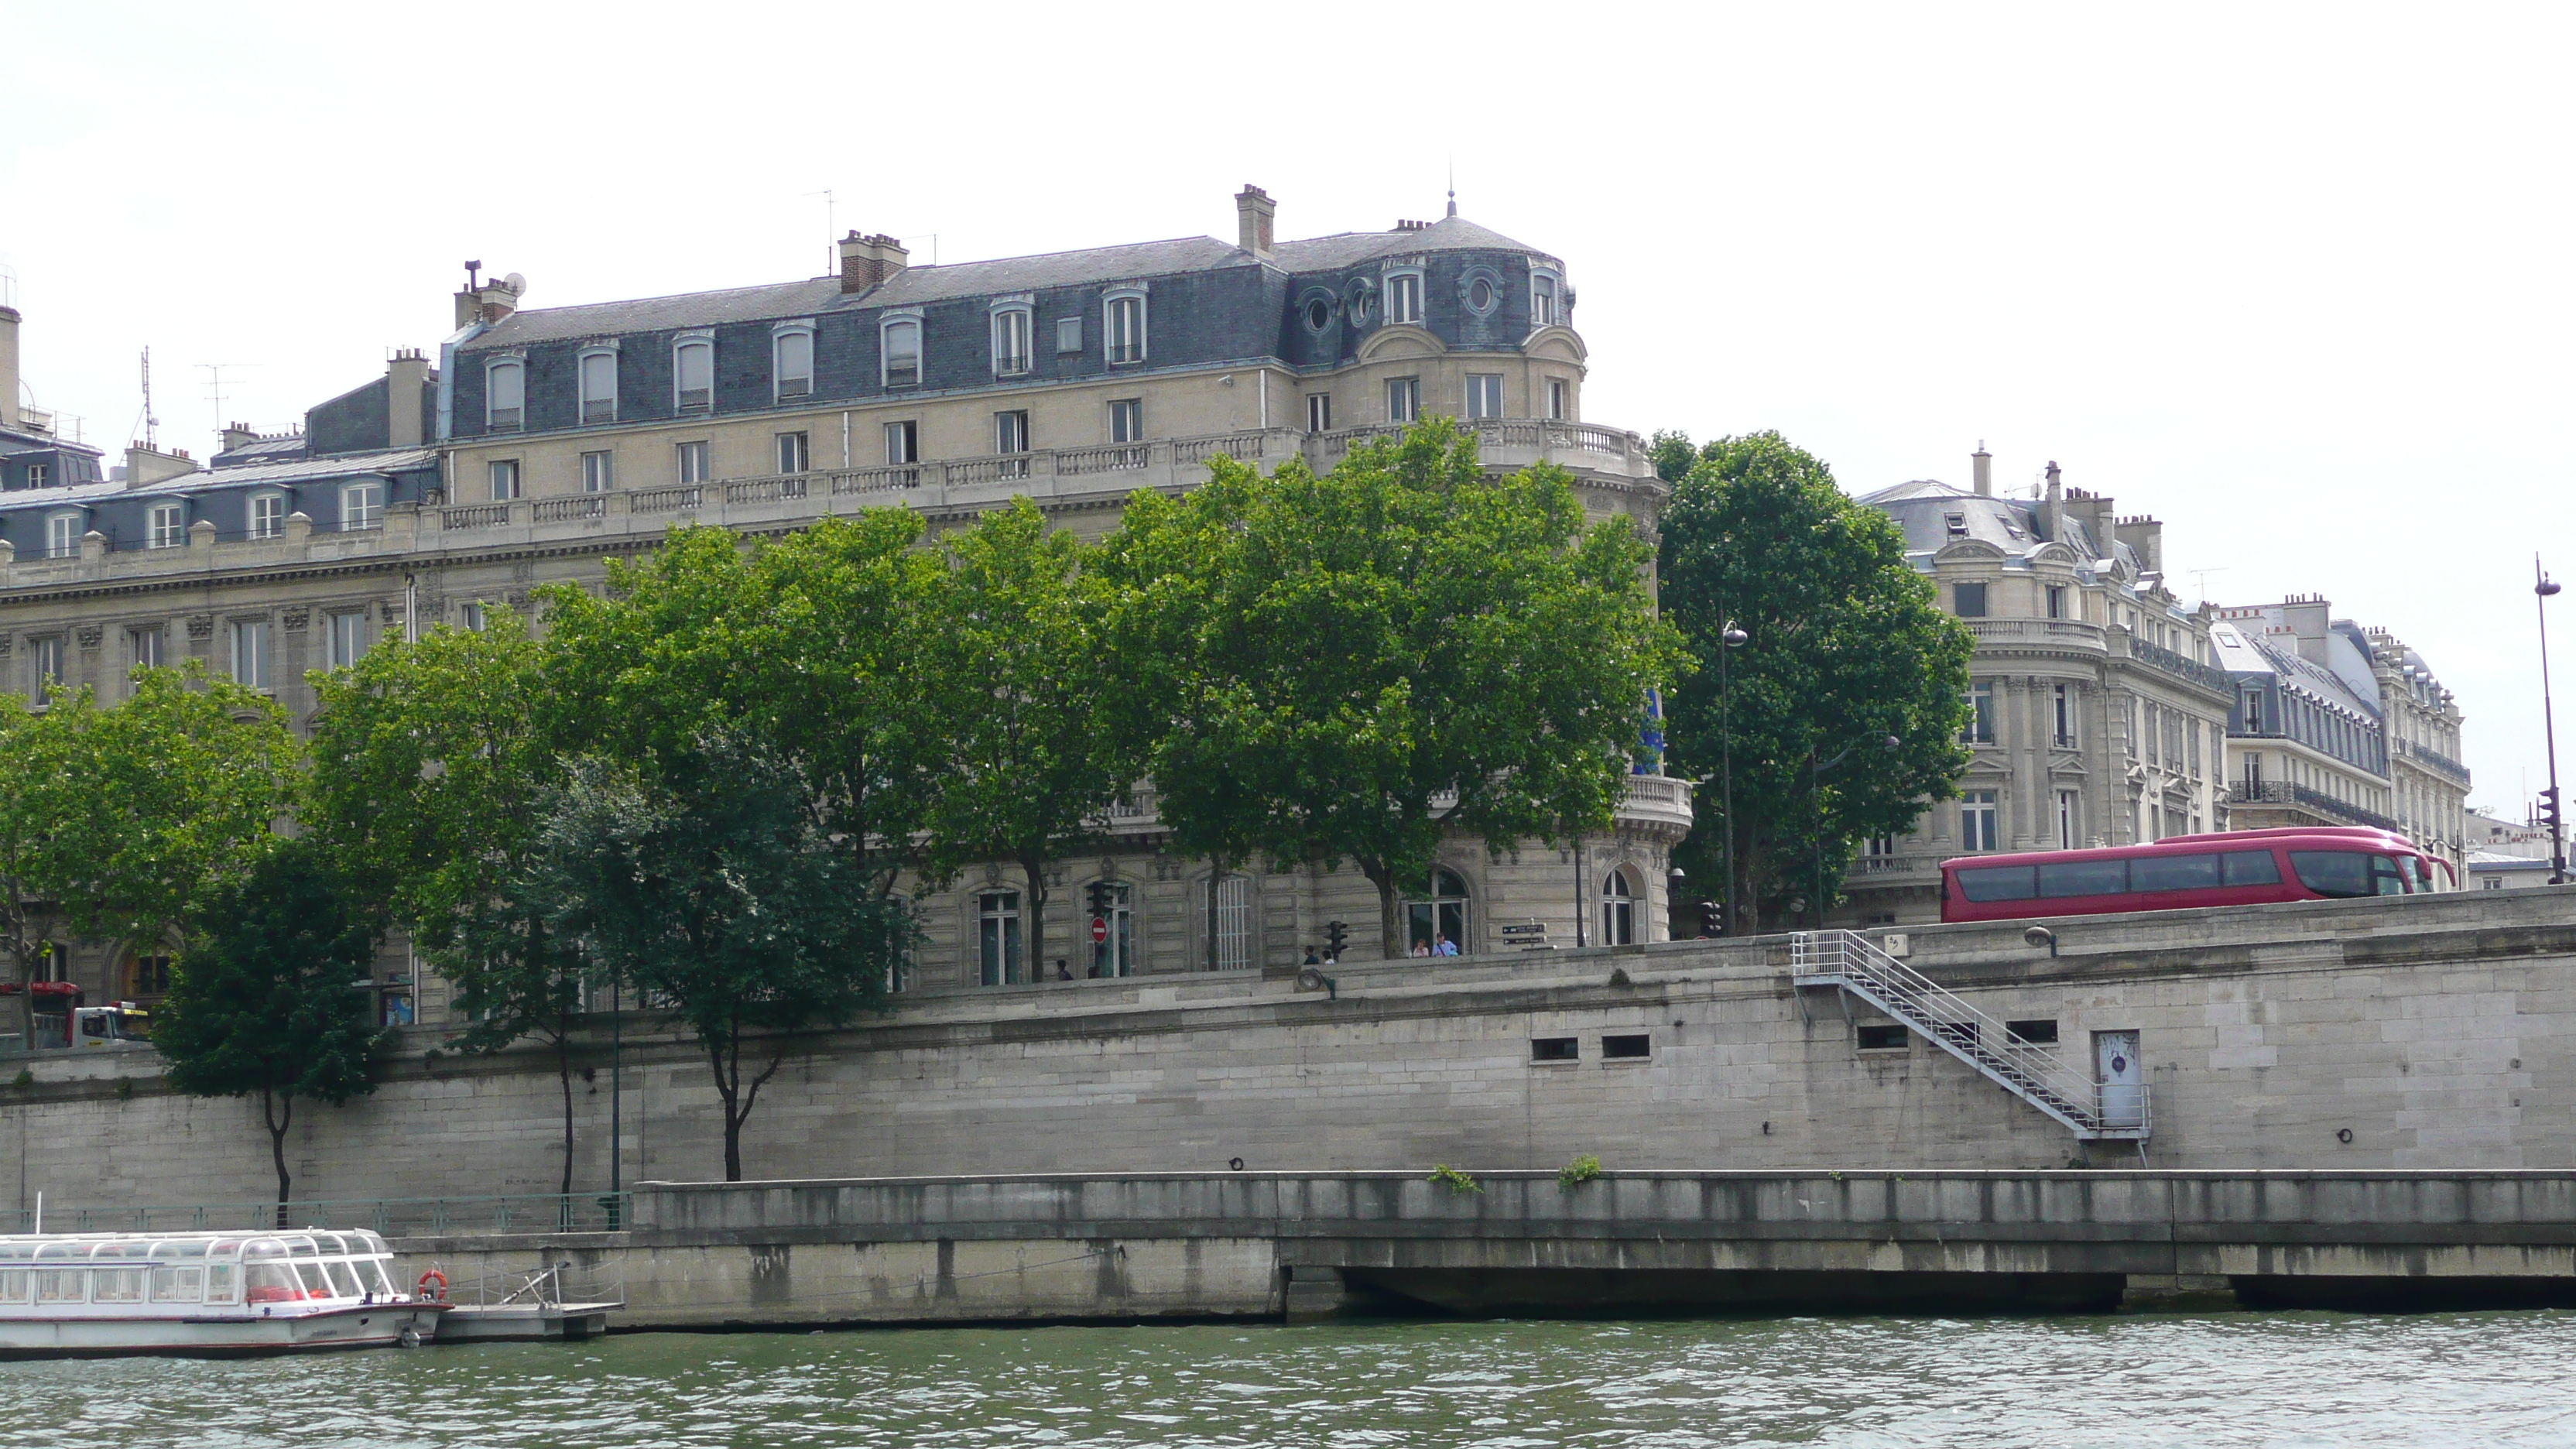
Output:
left=710, top=1030, right=743, bottom=1183
left=262, top=1088, right=294, bottom=1228
left=1357, top=858, right=1403, bottom=960
left=1021, top=852, right=1050, bottom=983
left=556, top=1029, right=575, bottom=1198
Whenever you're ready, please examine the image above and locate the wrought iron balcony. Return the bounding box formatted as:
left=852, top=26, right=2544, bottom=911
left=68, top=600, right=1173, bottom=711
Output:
left=2225, top=779, right=2400, bottom=834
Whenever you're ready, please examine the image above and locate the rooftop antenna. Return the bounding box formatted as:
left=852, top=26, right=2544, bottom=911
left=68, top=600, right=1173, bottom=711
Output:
left=139, top=347, right=159, bottom=450
left=2188, top=567, right=2228, bottom=598
left=805, top=189, right=836, bottom=273
left=196, top=361, right=260, bottom=454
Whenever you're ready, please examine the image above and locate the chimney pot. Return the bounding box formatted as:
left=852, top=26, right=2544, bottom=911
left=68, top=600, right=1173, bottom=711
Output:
left=1235, top=185, right=1276, bottom=260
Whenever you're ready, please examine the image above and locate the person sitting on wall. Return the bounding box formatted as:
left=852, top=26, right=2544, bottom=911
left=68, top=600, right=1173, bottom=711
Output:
left=1433, top=935, right=1459, bottom=957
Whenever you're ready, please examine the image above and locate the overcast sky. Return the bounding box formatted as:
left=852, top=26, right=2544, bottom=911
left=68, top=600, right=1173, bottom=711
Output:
left=5, top=2, right=2567, bottom=814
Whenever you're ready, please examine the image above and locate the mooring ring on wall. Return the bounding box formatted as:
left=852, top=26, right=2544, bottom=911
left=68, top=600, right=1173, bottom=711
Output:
left=2336, top=1128, right=2355, bottom=1144
left=1228, top=1157, right=1245, bottom=1172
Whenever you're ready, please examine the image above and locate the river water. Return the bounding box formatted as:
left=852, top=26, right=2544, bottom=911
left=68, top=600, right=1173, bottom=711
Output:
left=7, top=1312, right=2572, bottom=1448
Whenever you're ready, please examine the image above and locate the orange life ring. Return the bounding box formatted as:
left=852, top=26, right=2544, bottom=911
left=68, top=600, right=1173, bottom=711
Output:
left=416, top=1269, right=448, bottom=1303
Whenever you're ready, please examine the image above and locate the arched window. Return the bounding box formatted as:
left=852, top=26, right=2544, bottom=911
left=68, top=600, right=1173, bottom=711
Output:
left=673, top=334, right=714, bottom=415
left=882, top=317, right=922, bottom=388
left=1406, top=868, right=1470, bottom=957
left=1600, top=869, right=1636, bottom=947
left=484, top=358, right=525, bottom=431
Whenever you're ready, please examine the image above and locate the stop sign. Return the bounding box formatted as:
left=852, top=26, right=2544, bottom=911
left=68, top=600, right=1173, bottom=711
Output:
left=1091, top=916, right=1108, bottom=944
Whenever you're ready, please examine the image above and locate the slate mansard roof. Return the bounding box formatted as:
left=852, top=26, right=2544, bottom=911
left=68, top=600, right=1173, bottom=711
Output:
left=1858, top=478, right=2144, bottom=580
left=447, top=214, right=1574, bottom=440
left=0, top=446, right=439, bottom=558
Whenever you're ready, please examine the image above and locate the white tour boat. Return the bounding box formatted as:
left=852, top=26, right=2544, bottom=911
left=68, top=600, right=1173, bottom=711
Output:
left=0, top=1228, right=447, bottom=1356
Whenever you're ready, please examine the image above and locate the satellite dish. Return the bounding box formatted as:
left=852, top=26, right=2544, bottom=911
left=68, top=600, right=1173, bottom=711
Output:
left=501, top=272, right=526, bottom=296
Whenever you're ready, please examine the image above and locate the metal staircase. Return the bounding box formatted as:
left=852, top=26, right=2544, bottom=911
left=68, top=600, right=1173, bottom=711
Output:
left=1791, top=930, right=2149, bottom=1142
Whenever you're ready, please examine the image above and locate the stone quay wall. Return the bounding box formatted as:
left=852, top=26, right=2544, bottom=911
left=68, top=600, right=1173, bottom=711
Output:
left=9, top=887, right=2574, bottom=1218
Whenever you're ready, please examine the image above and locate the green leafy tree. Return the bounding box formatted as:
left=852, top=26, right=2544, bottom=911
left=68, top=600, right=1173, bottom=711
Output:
left=0, top=665, right=298, bottom=1047
left=922, top=498, right=1125, bottom=981
left=306, top=611, right=594, bottom=1194
left=529, top=728, right=906, bottom=1181
left=1099, top=418, right=1680, bottom=959
left=537, top=512, right=948, bottom=898
left=156, top=839, right=390, bottom=1220
left=1656, top=430, right=1975, bottom=930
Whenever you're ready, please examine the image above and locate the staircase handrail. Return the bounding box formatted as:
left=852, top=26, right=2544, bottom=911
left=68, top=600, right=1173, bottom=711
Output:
left=1790, top=930, right=2119, bottom=1133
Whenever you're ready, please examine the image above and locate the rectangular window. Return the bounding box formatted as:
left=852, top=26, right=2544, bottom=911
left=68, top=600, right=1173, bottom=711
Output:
left=677, top=441, right=710, bottom=485
left=128, top=628, right=163, bottom=673
left=1531, top=1036, right=1579, bottom=1062
left=35, top=1270, right=82, bottom=1305
left=1386, top=272, right=1422, bottom=324
left=488, top=460, right=519, bottom=502
left=995, top=410, right=1030, bottom=455
left=1532, top=273, right=1559, bottom=327
left=1201, top=873, right=1252, bottom=971
left=992, top=310, right=1031, bottom=375
left=341, top=481, right=383, bottom=529
left=776, top=431, right=809, bottom=475
left=1386, top=376, right=1420, bottom=423
left=579, top=351, right=617, bottom=424
left=147, top=1265, right=204, bottom=1304
left=1547, top=378, right=1567, bottom=420
left=2132, top=852, right=2221, bottom=892
left=885, top=420, right=918, bottom=466
left=2057, top=790, right=2079, bottom=848
left=1855, top=1023, right=1908, bottom=1051
left=2053, top=684, right=2074, bottom=746
left=581, top=451, right=614, bottom=492
left=1954, top=862, right=2033, bottom=901
left=148, top=503, right=184, bottom=549
left=487, top=360, right=525, bottom=430
left=2038, top=859, right=2128, bottom=898
left=230, top=620, right=269, bottom=690
left=1109, top=399, right=1143, bottom=444
left=882, top=320, right=922, bottom=388
left=251, top=494, right=285, bottom=540
left=1963, top=682, right=1995, bottom=744
left=1464, top=374, right=1503, bottom=419
left=1306, top=392, right=1331, bottom=433
left=2221, top=850, right=2282, bottom=886
left=2046, top=585, right=2067, bottom=619
left=1055, top=316, right=1083, bottom=355
left=45, top=513, right=78, bottom=559
left=326, top=612, right=367, bottom=671
left=29, top=464, right=47, bottom=488
left=1959, top=790, right=1999, bottom=851
left=1945, top=512, right=1968, bottom=537
left=2006, top=1019, right=2060, bottom=1046
left=1954, top=582, right=1988, bottom=616
left=774, top=331, right=813, bottom=399
left=1105, top=296, right=1145, bottom=364
left=28, top=637, right=62, bottom=702
left=2244, top=691, right=2266, bottom=733
left=674, top=339, right=714, bottom=414
left=459, top=601, right=486, bottom=632
left=978, top=890, right=1023, bottom=986
left=1601, top=1033, right=1651, bottom=1060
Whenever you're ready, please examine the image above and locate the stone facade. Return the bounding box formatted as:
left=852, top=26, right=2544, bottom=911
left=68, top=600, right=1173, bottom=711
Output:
left=2, top=888, right=2571, bottom=1215
left=0, top=187, right=1688, bottom=1019
left=1844, top=454, right=2235, bottom=924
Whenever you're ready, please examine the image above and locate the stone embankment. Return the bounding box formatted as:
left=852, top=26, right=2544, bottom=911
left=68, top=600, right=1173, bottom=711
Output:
left=391, top=1169, right=2576, bottom=1327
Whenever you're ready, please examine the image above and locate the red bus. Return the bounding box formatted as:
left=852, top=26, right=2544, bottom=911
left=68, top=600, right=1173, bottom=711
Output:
left=1940, top=827, right=2454, bottom=923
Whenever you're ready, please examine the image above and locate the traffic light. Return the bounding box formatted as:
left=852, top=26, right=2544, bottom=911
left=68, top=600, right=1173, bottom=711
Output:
left=1084, top=881, right=1110, bottom=919
left=2540, top=788, right=2562, bottom=837
left=1324, top=920, right=1348, bottom=961
left=1698, top=900, right=1724, bottom=938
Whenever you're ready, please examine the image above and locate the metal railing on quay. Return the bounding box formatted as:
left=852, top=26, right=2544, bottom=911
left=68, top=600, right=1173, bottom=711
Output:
left=0, top=1192, right=632, bottom=1237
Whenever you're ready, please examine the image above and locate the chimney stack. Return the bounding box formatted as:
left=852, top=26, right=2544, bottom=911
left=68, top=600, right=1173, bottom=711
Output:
left=2041, top=459, right=2065, bottom=543
left=123, top=442, right=197, bottom=489
left=451, top=265, right=526, bottom=330
left=220, top=422, right=260, bottom=454
left=0, top=301, right=19, bottom=432
left=1971, top=441, right=1992, bottom=497
left=837, top=232, right=909, bottom=294
left=1235, top=185, right=1276, bottom=260
left=385, top=348, right=430, bottom=447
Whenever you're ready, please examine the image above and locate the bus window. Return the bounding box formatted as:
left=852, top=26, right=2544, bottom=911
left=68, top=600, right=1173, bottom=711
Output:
left=2131, top=854, right=2221, bottom=892
left=2290, top=851, right=2406, bottom=898
left=1956, top=865, right=2037, bottom=902
left=2399, top=856, right=2424, bottom=892
left=2221, top=851, right=2282, bottom=886
left=2038, top=860, right=2129, bottom=898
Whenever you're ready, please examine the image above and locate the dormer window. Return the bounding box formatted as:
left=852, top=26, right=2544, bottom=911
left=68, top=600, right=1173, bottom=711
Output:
left=341, top=481, right=384, bottom=531
left=1531, top=269, right=1563, bottom=327
left=1104, top=290, right=1146, bottom=365
left=578, top=344, right=619, bottom=424
left=148, top=502, right=184, bottom=550
left=485, top=357, right=525, bottom=432
left=882, top=315, right=923, bottom=388
left=250, top=492, right=286, bottom=540
left=991, top=302, right=1033, bottom=377
left=1384, top=269, right=1423, bottom=326
left=772, top=321, right=815, bottom=401
left=1944, top=512, right=1968, bottom=536
left=43, top=511, right=79, bottom=560
left=673, top=334, right=714, bottom=415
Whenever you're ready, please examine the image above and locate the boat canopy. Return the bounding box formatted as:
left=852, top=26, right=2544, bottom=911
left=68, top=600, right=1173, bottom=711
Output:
left=0, top=1229, right=393, bottom=1263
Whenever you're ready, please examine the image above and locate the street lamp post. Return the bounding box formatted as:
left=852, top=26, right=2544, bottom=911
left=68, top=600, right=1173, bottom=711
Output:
left=2539, top=558, right=2566, bottom=885
left=1718, top=622, right=1748, bottom=933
